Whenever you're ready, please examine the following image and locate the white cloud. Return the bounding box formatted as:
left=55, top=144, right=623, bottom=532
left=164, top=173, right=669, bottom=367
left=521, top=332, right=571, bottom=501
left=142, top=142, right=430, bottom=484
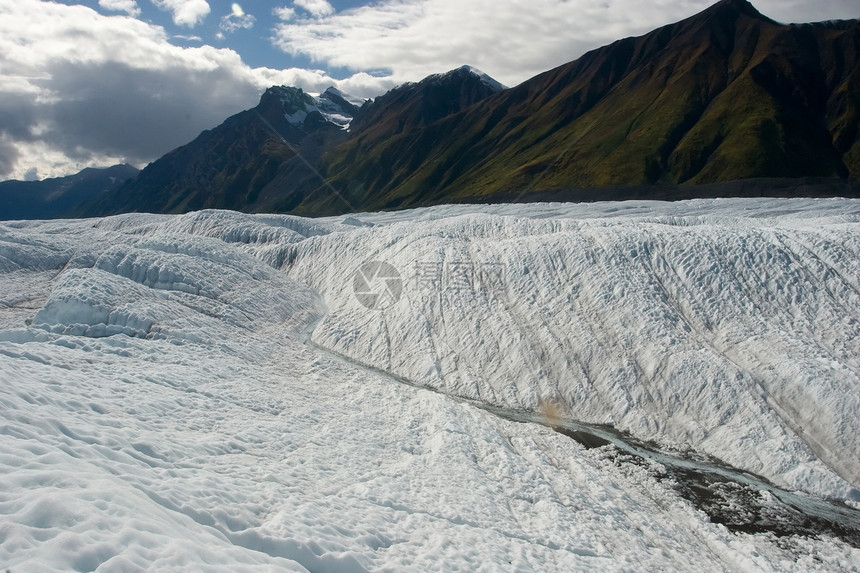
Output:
left=294, top=0, right=335, bottom=18
left=274, top=6, right=295, bottom=21
left=0, top=0, right=384, bottom=180
left=273, top=0, right=709, bottom=87
left=273, top=0, right=860, bottom=88
left=98, top=0, right=141, bottom=17
left=220, top=3, right=256, bottom=34
left=754, top=0, right=859, bottom=24
left=151, top=0, right=211, bottom=27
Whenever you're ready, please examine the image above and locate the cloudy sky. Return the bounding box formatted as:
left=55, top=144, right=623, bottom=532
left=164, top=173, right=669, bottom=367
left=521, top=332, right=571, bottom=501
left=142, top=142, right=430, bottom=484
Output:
left=0, top=0, right=856, bottom=182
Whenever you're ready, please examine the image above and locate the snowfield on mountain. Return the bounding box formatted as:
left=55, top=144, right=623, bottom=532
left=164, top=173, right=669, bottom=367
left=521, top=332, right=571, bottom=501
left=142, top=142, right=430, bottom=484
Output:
left=1, top=198, right=859, bottom=571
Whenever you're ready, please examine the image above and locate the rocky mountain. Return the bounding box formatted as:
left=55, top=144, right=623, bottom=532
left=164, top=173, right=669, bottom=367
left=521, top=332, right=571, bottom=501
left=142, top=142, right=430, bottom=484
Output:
left=305, top=0, right=860, bottom=212
left=0, top=164, right=138, bottom=220
left=83, top=86, right=362, bottom=216
left=90, top=0, right=859, bottom=217
left=87, top=66, right=506, bottom=217
left=303, top=65, right=509, bottom=213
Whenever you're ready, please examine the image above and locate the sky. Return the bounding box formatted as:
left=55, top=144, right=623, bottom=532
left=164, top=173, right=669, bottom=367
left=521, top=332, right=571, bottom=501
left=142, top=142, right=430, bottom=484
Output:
left=0, top=0, right=856, bottom=182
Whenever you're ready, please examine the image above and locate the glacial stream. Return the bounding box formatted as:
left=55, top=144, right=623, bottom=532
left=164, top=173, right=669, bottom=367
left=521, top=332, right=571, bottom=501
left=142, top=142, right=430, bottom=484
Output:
left=308, top=338, right=860, bottom=548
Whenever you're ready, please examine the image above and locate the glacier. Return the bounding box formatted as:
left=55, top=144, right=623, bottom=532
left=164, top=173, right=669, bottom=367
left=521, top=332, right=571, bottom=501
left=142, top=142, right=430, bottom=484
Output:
left=1, top=199, right=859, bottom=571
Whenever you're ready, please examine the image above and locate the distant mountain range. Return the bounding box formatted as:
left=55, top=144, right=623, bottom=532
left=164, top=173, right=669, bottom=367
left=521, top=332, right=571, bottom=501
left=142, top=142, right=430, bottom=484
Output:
left=4, top=0, right=859, bottom=219
left=0, top=164, right=138, bottom=220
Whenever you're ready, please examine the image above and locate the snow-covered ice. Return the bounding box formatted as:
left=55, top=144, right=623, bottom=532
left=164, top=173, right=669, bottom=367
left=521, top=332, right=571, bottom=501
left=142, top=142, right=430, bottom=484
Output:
left=291, top=199, right=860, bottom=502
left=1, top=200, right=859, bottom=571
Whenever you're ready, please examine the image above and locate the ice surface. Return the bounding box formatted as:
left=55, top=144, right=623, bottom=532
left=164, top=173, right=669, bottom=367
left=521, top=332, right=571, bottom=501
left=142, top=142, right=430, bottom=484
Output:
left=292, top=199, right=860, bottom=501
left=1, top=202, right=859, bottom=571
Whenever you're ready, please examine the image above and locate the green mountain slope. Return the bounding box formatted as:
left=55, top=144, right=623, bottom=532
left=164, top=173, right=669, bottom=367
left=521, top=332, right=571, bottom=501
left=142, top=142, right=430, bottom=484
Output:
left=304, top=0, right=859, bottom=213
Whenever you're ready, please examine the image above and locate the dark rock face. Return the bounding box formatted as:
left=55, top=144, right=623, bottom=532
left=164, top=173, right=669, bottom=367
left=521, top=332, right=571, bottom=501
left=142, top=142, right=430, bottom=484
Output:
left=86, top=86, right=358, bottom=216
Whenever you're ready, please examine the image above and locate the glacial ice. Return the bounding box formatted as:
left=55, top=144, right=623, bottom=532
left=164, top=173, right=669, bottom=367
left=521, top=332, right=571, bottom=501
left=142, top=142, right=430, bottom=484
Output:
left=287, top=200, right=860, bottom=500
left=1, top=200, right=859, bottom=571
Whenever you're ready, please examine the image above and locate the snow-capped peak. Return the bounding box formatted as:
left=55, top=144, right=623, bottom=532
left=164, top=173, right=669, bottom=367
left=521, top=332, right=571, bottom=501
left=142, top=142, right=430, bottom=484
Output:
left=457, top=65, right=508, bottom=91
left=323, top=86, right=367, bottom=109
left=270, top=85, right=364, bottom=130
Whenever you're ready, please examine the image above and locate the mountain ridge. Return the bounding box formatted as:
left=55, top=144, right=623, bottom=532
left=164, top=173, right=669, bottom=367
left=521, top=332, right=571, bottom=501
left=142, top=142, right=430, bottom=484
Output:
left=0, top=164, right=138, bottom=220
left=71, top=0, right=860, bottom=217
left=308, top=0, right=858, bottom=212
